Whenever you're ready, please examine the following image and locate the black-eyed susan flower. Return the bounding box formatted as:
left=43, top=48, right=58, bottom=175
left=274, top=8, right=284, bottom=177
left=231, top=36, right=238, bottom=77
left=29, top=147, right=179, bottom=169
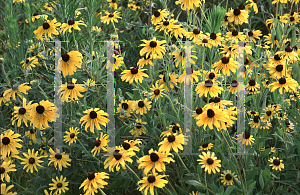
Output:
left=11, top=98, right=32, bottom=127
left=60, top=19, right=86, bottom=34
left=159, top=73, right=178, bottom=92
left=197, top=151, right=221, bottom=174
left=25, top=12, right=48, bottom=23
left=20, top=149, right=44, bottom=173
left=226, top=8, right=249, bottom=25
left=269, top=77, right=298, bottom=94
left=63, top=127, right=79, bottom=146
left=172, top=45, right=197, bottom=68
left=207, top=97, right=233, bottom=109
left=20, top=56, right=41, bottom=70
left=155, top=19, right=178, bottom=33
left=206, top=32, right=223, bottom=47
left=151, top=9, right=169, bottom=25
left=33, top=18, right=61, bottom=41
left=195, top=80, right=223, bottom=98
left=237, top=131, right=255, bottom=145
left=49, top=175, right=69, bottom=194
left=150, top=81, right=164, bottom=102
left=91, top=132, right=107, bottom=156
left=106, top=54, right=124, bottom=70
left=101, top=11, right=122, bottom=25
left=212, top=56, right=237, bottom=76
left=220, top=170, right=237, bottom=185
left=140, top=37, right=166, bottom=58
left=259, top=120, right=272, bottom=129
left=185, top=28, right=203, bottom=41
left=267, top=63, right=291, bottom=79
left=1, top=183, right=17, bottom=194
left=120, top=139, right=142, bottom=154
left=137, top=172, right=168, bottom=195
left=44, top=2, right=55, bottom=11
left=228, top=80, right=238, bottom=94
left=0, top=91, right=10, bottom=106
left=24, top=129, right=38, bottom=144
left=248, top=115, right=260, bottom=128
left=120, top=66, right=149, bottom=84
left=161, top=123, right=183, bottom=137
left=80, top=108, right=108, bottom=133
left=199, top=143, right=213, bottom=151
left=48, top=148, right=72, bottom=171
left=268, top=156, right=284, bottom=171
left=226, top=29, right=246, bottom=42
left=103, top=146, right=135, bottom=172
left=128, top=3, right=138, bottom=10
left=0, top=160, right=16, bottom=182
left=285, top=121, right=294, bottom=132
left=79, top=172, right=109, bottom=194
left=169, top=25, right=187, bottom=39
left=175, top=0, right=204, bottom=10
left=137, top=53, right=158, bottom=68
left=192, top=107, right=204, bottom=119
left=61, top=51, right=83, bottom=77
left=158, top=133, right=185, bottom=153
left=245, top=79, right=260, bottom=94
left=262, top=106, right=275, bottom=121
left=130, top=119, right=147, bottom=136
left=61, top=78, right=87, bottom=102
left=134, top=99, right=152, bottom=115
left=277, top=46, right=298, bottom=62
left=108, top=0, right=118, bottom=9
left=138, top=148, right=174, bottom=175
left=4, top=83, right=31, bottom=101
left=30, top=100, right=55, bottom=130
left=261, top=146, right=276, bottom=154
left=196, top=106, right=229, bottom=130
left=0, top=130, right=22, bottom=157
left=246, top=29, right=262, bottom=43
left=197, top=37, right=212, bottom=48
left=117, top=100, right=133, bottom=117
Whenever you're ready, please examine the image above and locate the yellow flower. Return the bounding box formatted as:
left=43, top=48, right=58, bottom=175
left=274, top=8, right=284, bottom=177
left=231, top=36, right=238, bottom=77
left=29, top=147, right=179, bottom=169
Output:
left=33, top=19, right=61, bottom=41
left=60, top=19, right=87, bottom=34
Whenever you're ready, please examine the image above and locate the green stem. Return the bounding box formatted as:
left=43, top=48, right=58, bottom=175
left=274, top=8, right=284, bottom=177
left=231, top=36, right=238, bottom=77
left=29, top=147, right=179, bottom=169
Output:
left=125, top=163, right=141, bottom=180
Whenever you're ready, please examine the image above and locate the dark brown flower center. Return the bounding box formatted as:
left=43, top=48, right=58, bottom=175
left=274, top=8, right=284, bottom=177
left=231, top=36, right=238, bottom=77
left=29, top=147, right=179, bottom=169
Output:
left=222, top=57, right=230, bottom=64
left=55, top=154, right=62, bottom=159
left=279, top=112, right=283, bottom=117
left=266, top=111, right=271, bottom=116
left=109, top=13, right=114, bottom=17
left=130, top=67, right=138, bottom=74
left=232, top=30, right=238, bottom=36
left=36, top=105, right=45, bottom=114
left=122, top=103, right=129, bottom=110
left=249, top=80, right=256, bottom=86
left=210, top=33, right=217, bottom=40
left=276, top=65, right=283, bottom=72
left=88, top=172, right=95, bottom=180
left=202, top=143, right=208, bottom=148
left=163, top=21, right=169, bottom=26
left=29, top=158, right=35, bottom=164
left=202, top=38, right=208, bottom=43
left=285, top=46, right=293, bottom=52
left=90, top=111, right=97, bottom=119
left=238, top=4, right=245, bottom=10
left=147, top=175, right=156, bottom=183
left=67, top=82, right=75, bottom=89
left=207, top=158, right=214, bottom=165
left=57, top=183, right=62, bottom=188
left=19, top=107, right=26, bottom=114
left=33, top=12, right=39, bottom=16
left=113, top=150, right=122, bottom=160
left=273, top=159, right=280, bottom=166
left=138, top=101, right=144, bottom=108
left=285, top=121, right=290, bottom=126
left=42, top=22, right=50, bottom=29
left=172, top=125, right=179, bottom=133
left=205, top=80, right=213, bottom=88
left=225, top=174, right=232, bottom=180
left=207, top=109, right=215, bottom=118
left=193, top=29, right=200, bottom=35
left=208, top=72, right=215, bottom=79
left=62, top=54, right=70, bottom=62
left=41, top=145, right=46, bottom=150
left=70, top=133, right=75, bottom=138
left=234, top=8, right=241, bottom=16
left=144, top=54, right=151, bottom=60
left=248, top=31, right=254, bottom=36
left=2, top=137, right=10, bottom=145
left=253, top=116, right=260, bottom=123
left=231, top=80, right=238, bottom=87
left=250, top=111, right=256, bottom=114
left=167, top=135, right=175, bottom=142
left=196, top=108, right=203, bottom=114
left=95, top=139, right=101, bottom=147
left=279, top=77, right=286, bottom=84
left=290, top=16, right=295, bottom=21
left=154, top=11, right=160, bottom=17
left=122, top=142, right=130, bottom=150
left=244, top=131, right=250, bottom=139
left=154, top=89, right=160, bottom=95
left=274, top=54, right=281, bottom=61
left=68, top=19, right=75, bottom=25
left=30, top=129, right=35, bottom=134
left=150, top=152, right=159, bottom=162
left=150, top=41, right=157, bottom=47
left=0, top=167, right=5, bottom=174
left=136, top=123, right=142, bottom=129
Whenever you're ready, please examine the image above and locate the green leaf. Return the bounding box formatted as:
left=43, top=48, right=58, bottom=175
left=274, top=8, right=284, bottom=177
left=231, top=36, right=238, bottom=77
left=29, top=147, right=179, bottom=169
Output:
left=259, top=148, right=271, bottom=159
left=247, top=181, right=256, bottom=195
left=259, top=174, right=264, bottom=189
left=185, top=180, right=207, bottom=191
left=224, top=186, right=236, bottom=195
